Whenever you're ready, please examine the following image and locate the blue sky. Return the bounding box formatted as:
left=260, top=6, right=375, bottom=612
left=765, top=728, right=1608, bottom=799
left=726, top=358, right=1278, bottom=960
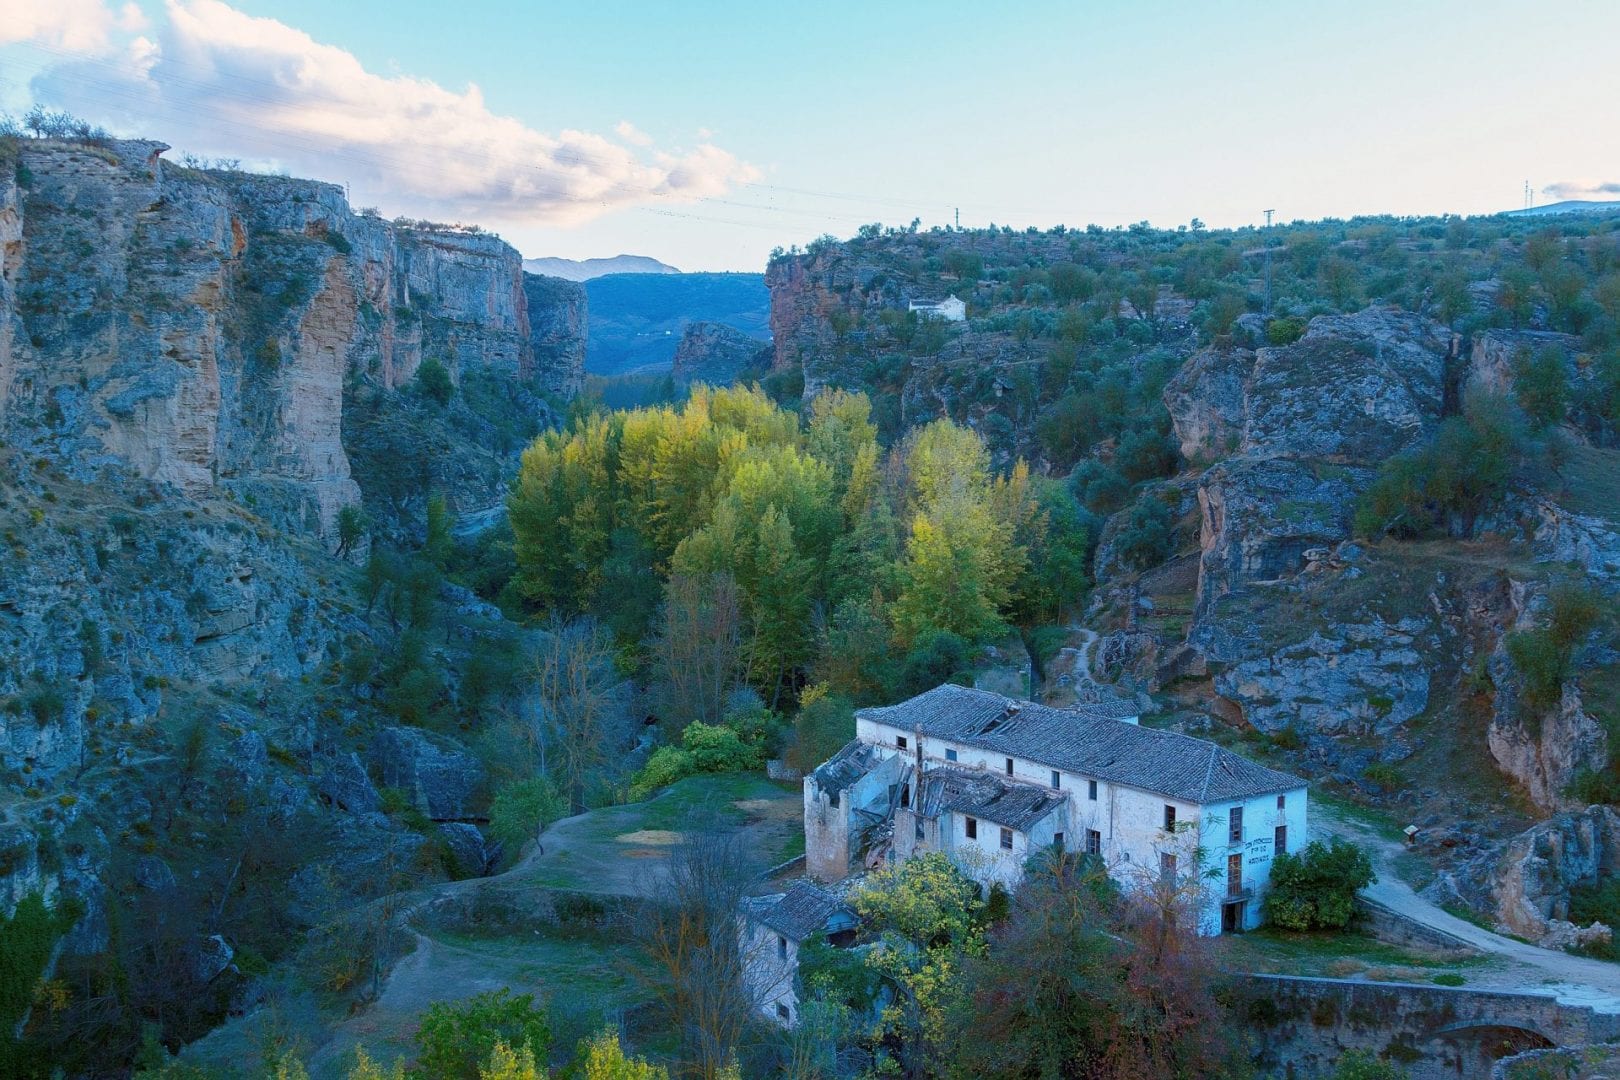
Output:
left=5, top=0, right=1619, bottom=269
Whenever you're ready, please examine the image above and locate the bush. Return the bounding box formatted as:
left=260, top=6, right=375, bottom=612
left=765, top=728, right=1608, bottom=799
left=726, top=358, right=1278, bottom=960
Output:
left=1512, top=345, right=1569, bottom=430
left=627, top=720, right=765, bottom=799
left=1068, top=460, right=1129, bottom=515
left=786, top=693, right=855, bottom=774
left=1264, top=838, right=1376, bottom=931
left=1114, top=428, right=1179, bottom=484
left=487, top=777, right=565, bottom=859
left=412, top=988, right=550, bottom=1080
left=1329, top=1050, right=1408, bottom=1080
left=1265, top=316, right=1307, bottom=346
left=898, top=630, right=973, bottom=697
left=1354, top=391, right=1523, bottom=538
left=1112, top=497, right=1173, bottom=571
left=415, top=358, right=454, bottom=405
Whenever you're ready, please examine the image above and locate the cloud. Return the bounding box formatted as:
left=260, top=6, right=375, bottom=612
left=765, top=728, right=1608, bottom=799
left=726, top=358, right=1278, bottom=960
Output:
left=1542, top=180, right=1620, bottom=202
left=25, top=0, right=756, bottom=227
left=2, top=0, right=143, bottom=53
left=614, top=120, right=653, bottom=147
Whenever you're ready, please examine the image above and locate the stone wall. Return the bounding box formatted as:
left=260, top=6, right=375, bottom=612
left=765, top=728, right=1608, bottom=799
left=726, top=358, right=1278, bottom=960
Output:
left=1239, top=974, right=1620, bottom=1079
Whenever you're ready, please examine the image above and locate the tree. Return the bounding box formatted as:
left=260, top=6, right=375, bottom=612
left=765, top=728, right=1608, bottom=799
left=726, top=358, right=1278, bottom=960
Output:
left=336, top=504, right=369, bottom=558
left=476, top=1041, right=544, bottom=1080
left=575, top=1028, right=670, bottom=1080
left=1512, top=345, right=1570, bottom=430
left=487, top=777, right=566, bottom=860
left=347, top=1049, right=406, bottom=1080
left=1265, top=838, right=1376, bottom=931
left=1329, top=1050, right=1409, bottom=1080
left=635, top=829, right=759, bottom=1080
left=532, top=616, right=628, bottom=813
left=416, top=358, right=454, bottom=404
left=425, top=493, right=454, bottom=570
left=850, top=855, right=986, bottom=1077
left=648, top=573, right=744, bottom=731
left=413, top=990, right=550, bottom=1080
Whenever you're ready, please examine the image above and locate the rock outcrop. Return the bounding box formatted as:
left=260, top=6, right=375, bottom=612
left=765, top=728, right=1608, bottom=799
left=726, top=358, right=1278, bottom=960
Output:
left=671, top=321, right=765, bottom=386
left=523, top=272, right=587, bottom=398
left=1488, top=806, right=1620, bottom=942
left=0, top=138, right=583, bottom=539
left=1167, top=309, right=1456, bottom=736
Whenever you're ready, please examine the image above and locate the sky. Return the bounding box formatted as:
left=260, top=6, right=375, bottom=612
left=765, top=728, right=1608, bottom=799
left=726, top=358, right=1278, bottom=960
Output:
left=3, top=0, right=1619, bottom=271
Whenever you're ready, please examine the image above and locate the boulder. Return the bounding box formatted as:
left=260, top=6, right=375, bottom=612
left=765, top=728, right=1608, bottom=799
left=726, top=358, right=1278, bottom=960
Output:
left=133, top=855, right=177, bottom=892
left=315, top=751, right=381, bottom=814
left=368, top=727, right=484, bottom=820
left=438, top=822, right=499, bottom=878
left=1163, top=345, right=1253, bottom=463
left=1489, top=806, right=1620, bottom=941
left=190, top=933, right=234, bottom=984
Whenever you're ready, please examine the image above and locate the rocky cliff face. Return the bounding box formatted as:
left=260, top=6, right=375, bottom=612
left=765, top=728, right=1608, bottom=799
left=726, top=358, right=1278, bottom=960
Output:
left=670, top=321, right=766, bottom=386
left=0, top=138, right=582, bottom=538
left=522, top=272, right=586, bottom=398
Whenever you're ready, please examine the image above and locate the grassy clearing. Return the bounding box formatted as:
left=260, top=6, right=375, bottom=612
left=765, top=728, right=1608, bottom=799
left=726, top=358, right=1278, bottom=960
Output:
left=1224, top=927, right=1486, bottom=982
left=520, top=772, right=801, bottom=894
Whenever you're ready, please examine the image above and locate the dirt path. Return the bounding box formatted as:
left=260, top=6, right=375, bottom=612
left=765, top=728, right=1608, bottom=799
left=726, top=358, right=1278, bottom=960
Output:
left=1317, top=803, right=1620, bottom=1010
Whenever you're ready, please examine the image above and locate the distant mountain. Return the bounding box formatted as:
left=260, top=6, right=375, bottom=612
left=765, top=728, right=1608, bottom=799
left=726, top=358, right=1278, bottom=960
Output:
left=584, top=272, right=770, bottom=374
left=1505, top=200, right=1620, bottom=217
left=522, top=254, right=681, bottom=281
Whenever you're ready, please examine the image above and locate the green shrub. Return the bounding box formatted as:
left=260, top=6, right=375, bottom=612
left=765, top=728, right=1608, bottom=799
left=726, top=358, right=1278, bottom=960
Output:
left=1362, top=762, right=1402, bottom=790
left=1113, top=497, right=1173, bottom=571
left=0, top=891, right=79, bottom=1068
left=786, top=693, right=855, bottom=774
left=1512, top=345, right=1569, bottom=430
left=1264, top=838, right=1376, bottom=931
left=415, top=358, right=454, bottom=405
left=487, top=777, right=565, bottom=859
left=627, top=720, right=766, bottom=800
left=1265, top=316, right=1307, bottom=346
left=1329, top=1050, right=1408, bottom=1080
left=412, top=988, right=550, bottom=1080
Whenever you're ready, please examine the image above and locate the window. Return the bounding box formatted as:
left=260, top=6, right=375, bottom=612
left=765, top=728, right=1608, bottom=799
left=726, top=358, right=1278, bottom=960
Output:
left=1163, top=805, right=1176, bottom=831
left=896, top=735, right=907, bottom=750
left=1229, top=806, right=1244, bottom=845
left=1227, top=853, right=1243, bottom=896
left=999, top=827, right=1014, bottom=851
left=1088, top=779, right=1098, bottom=801
left=945, top=748, right=958, bottom=762
left=1085, top=829, right=1101, bottom=856
left=1053, top=832, right=1065, bottom=848
left=965, top=816, right=978, bottom=840
left=1160, top=852, right=1177, bottom=879
left=900, top=782, right=910, bottom=809
left=776, top=1002, right=790, bottom=1021
left=1005, top=757, right=1014, bottom=776
left=1275, top=825, right=1287, bottom=854
left=777, top=934, right=788, bottom=960
left=1277, top=794, right=1286, bottom=810
left=1051, top=770, right=1061, bottom=789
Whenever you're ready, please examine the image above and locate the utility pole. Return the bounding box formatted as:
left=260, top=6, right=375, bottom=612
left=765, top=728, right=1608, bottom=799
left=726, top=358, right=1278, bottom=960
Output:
left=955, top=206, right=960, bottom=229
left=1524, top=180, right=1532, bottom=210
left=1263, top=209, right=1275, bottom=313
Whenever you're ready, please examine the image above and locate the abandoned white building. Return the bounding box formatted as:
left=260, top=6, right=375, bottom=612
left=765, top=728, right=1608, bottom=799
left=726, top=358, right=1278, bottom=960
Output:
left=907, top=294, right=967, bottom=321
left=803, top=684, right=1308, bottom=934
left=740, top=880, right=859, bottom=1026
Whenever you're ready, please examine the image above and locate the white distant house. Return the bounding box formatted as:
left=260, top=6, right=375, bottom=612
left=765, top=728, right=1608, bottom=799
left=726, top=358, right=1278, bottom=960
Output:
left=907, top=294, right=967, bottom=322
left=803, top=684, right=1308, bottom=935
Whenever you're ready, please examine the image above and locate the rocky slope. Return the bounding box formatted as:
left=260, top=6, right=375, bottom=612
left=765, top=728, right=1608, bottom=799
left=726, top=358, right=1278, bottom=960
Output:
left=0, top=134, right=588, bottom=1066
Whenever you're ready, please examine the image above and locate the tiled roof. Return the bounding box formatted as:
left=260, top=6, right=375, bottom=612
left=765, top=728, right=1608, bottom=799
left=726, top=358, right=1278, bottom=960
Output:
left=857, top=685, right=1304, bottom=805
left=812, top=739, right=884, bottom=796
left=743, top=880, right=858, bottom=940
left=916, top=766, right=1066, bottom=832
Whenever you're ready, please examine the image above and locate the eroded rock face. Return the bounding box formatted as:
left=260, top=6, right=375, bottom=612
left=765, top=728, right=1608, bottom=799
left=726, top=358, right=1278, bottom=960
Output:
left=523, top=272, right=587, bottom=398
left=1487, top=653, right=1609, bottom=814
left=1488, top=806, right=1620, bottom=941
left=1170, top=308, right=1452, bottom=736
left=368, top=726, right=484, bottom=821
left=1213, top=617, right=1431, bottom=736
left=671, top=321, right=765, bottom=387
left=0, top=139, right=582, bottom=539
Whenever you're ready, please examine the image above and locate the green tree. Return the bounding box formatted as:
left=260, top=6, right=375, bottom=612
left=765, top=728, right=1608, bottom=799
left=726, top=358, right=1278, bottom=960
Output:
left=1512, top=345, right=1570, bottom=430
left=575, top=1028, right=669, bottom=1080
left=416, top=358, right=454, bottom=405
left=412, top=989, right=550, bottom=1080
left=1264, top=838, right=1376, bottom=931
left=487, top=777, right=566, bottom=860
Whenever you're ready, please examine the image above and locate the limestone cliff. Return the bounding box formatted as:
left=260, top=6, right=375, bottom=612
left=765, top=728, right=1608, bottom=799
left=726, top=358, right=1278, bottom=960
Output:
left=0, top=137, right=583, bottom=538
left=670, top=320, right=767, bottom=386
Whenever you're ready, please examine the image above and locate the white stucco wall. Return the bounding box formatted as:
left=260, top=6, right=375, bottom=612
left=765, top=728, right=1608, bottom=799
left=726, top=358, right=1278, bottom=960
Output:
left=742, top=918, right=800, bottom=1026
left=858, top=716, right=1308, bottom=934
